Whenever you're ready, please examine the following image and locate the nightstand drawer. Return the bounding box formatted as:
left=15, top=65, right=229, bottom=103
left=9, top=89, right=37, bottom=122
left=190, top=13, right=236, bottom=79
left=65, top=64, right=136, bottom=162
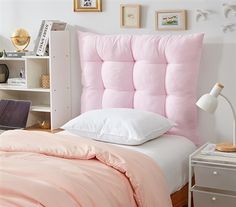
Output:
left=193, top=190, right=236, bottom=207
left=194, top=165, right=236, bottom=191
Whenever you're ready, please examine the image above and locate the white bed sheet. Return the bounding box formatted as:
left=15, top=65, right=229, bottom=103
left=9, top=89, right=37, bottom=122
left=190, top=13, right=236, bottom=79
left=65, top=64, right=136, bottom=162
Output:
left=58, top=131, right=196, bottom=194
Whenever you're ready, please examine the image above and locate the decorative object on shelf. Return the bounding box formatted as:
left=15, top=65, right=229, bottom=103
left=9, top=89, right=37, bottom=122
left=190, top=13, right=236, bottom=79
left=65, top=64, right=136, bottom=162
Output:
left=41, top=74, right=50, bottom=89
left=120, top=4, right=141, bottom=28
left=0, top=50, right=6, bottom=58
left=155, top=10, right=187, bottom=30
left=74, top=0, right=102, bottom=12
left=196, top=9, right=210, bottom=21
left=6, top=68, right=26, bottom=87
left=0, top=64, right=9, bottom=83
left=34, top=20, right=67, bottom=56
left=222, top=23, right=235, bottom=32
left=0, top=50, right=8, bottom=58
left=11, top=28, right=31, bottom=52
left=38, top=120, right=50, bottom=129
left=196, top=83, right=236, bottom=152
left=222, top=3, right=236, bottom=18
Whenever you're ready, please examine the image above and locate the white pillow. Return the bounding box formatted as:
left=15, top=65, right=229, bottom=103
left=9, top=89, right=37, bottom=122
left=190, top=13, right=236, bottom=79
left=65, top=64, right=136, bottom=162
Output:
left=62, top=108, right=175, bottom=145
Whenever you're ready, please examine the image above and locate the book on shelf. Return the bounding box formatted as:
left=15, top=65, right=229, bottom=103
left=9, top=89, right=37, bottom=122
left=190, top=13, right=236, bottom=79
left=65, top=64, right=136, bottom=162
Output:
left=34, top=20, right=67, bottom=56
left=7, top=78, right=26, bottom=86
left=6, top=51, right=34, bottom=58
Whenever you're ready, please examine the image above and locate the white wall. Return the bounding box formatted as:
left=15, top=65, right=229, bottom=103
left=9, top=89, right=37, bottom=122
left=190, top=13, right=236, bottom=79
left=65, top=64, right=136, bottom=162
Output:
left=1, top=0, right=236, bottom=144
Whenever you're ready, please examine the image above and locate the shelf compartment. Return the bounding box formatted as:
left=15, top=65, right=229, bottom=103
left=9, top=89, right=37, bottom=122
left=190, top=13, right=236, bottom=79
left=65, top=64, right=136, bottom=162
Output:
left=26, top=58, right=49, bottom=88
left=31, top=105, right=51, bottom=112
left=0, top=59, right=25, bottom=81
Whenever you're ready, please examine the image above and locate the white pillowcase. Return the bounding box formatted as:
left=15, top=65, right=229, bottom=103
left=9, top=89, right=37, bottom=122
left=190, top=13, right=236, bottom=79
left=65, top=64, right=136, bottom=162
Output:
left=62, top=108, right=175, bottom=145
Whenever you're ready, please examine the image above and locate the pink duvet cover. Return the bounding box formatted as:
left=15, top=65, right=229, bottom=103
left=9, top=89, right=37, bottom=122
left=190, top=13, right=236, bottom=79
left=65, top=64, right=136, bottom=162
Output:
left=0, top=130, right=172, bottom=207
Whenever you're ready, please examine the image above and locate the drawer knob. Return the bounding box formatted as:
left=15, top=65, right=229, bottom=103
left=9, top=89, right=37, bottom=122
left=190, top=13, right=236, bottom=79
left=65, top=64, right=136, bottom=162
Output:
left=212, top=197, right=216, bottom=201
left=213, top=171, right=218, bottom=175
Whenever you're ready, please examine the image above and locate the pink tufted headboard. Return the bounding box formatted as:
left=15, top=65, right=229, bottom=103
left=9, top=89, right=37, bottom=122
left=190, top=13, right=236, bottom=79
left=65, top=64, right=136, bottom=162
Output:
left=78, top=32, right=204, bottom=144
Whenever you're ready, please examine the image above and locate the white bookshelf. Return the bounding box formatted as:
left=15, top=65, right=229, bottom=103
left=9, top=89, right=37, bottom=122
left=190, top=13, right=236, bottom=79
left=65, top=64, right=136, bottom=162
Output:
left=0, top=31, right=72, bottom=130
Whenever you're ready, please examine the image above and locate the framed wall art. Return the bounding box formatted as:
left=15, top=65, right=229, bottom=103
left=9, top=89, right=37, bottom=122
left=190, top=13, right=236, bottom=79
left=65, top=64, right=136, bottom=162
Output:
left=120, top=4, right=141, bottom=28
left=155, top=10, right=187, bottom=30
left=74, top=0, right=102, bottom=12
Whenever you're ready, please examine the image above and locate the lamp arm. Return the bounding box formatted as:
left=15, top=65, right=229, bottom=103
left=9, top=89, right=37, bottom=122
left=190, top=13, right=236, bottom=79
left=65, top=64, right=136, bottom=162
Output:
left=220, top=94, right=236, bottom=145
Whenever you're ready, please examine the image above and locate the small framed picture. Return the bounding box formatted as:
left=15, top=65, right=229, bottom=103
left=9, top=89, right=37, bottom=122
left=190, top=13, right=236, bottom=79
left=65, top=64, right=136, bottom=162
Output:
left=74, top=0, right=102, bottom=12
left=155, top=10, right=187, bottom=30
left=120, top=4, right=141, bottom=28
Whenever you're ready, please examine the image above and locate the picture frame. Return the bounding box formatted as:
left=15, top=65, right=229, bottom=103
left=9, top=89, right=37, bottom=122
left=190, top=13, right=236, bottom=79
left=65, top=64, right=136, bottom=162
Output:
left=74, top=0, right=102, bottom=12
left=120, top=4, right=141, bottom=28
left=155, top=10, right=187, bottom=31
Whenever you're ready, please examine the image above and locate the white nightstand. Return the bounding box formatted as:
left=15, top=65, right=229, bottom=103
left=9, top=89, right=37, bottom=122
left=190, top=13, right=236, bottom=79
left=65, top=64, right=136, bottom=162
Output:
left=188, top=143, right=236, bottom=207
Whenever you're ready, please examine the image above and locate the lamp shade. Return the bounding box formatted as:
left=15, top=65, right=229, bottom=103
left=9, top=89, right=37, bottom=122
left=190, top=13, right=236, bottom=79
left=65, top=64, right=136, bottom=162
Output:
left=196, top=94, right=218, bottom=113
left=196, top=83, right=224, bottom=113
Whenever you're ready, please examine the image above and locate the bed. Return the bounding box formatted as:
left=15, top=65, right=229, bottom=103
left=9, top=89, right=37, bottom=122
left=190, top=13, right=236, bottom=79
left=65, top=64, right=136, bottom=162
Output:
left=76, top=31, right=204, bottom=206
left=0, top=32, right=204, bottom=207
left=59, top=131, right=196, bottom=194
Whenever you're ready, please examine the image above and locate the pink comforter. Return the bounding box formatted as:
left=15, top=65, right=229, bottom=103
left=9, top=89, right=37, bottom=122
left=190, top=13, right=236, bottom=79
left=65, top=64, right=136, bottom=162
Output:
left=0, top=130, right=172, bottom=207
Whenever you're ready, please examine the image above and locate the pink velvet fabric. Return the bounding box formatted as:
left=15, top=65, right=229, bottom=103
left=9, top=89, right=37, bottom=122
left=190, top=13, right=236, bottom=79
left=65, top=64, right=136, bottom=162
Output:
left=0, top=130, right=172, bottom=207
left=78, top=32, right=204, bottom=144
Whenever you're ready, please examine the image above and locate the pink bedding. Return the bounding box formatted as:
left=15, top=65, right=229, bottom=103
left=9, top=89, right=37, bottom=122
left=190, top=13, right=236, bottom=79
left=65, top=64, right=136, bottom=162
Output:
left=0, top=130, right=172, bottom=207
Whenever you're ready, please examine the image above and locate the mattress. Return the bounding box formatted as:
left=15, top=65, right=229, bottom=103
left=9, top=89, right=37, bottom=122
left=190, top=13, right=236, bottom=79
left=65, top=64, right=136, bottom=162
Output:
left=58, top=131, right=196, bottom=194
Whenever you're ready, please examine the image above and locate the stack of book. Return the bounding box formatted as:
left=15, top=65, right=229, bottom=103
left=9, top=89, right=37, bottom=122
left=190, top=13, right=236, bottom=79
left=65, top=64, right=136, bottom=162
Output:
left=6, top=51, right=34, bottom=58
left=7, top=78, right=26, bottom=87
left=34, top=20, right=67, bottom=56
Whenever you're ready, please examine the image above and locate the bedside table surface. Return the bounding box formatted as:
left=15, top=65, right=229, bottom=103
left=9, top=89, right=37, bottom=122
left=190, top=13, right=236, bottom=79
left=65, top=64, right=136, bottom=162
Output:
left=191, top=143, right=236, bottom=166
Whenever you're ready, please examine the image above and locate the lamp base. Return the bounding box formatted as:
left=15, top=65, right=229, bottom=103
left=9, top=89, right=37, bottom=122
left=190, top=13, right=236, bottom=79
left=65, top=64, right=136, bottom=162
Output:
left=216, top=143, right=236, bottom=152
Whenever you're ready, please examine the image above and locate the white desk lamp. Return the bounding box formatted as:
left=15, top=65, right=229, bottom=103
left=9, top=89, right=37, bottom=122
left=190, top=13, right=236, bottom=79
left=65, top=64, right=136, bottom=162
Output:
left=196, top=83, right=236, bottom=152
